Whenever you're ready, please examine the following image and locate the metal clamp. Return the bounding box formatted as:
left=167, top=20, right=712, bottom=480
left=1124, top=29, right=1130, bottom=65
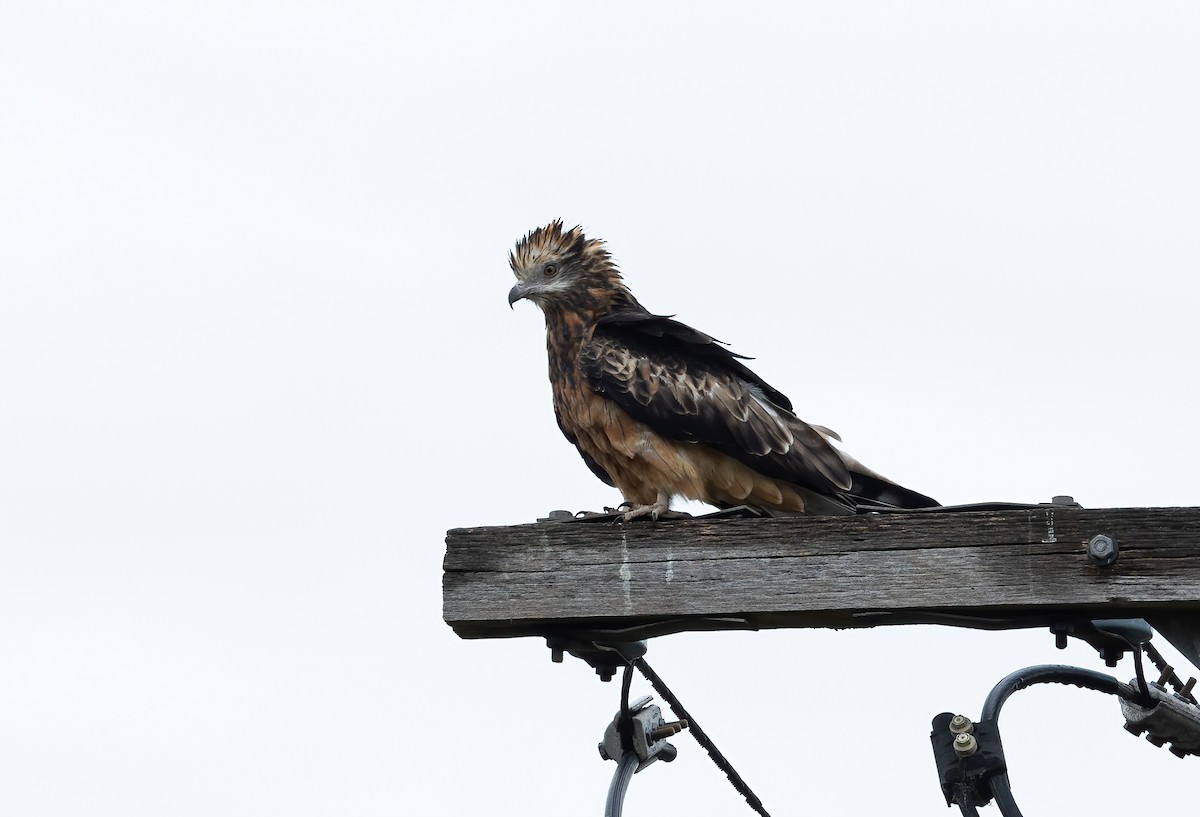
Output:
left=930, top=712, right=1008, bottom=808
left=1121, top=682, right=1200, bottom=758
left=1049, top=617, right=1152, bottom=666
left=598, top=695, right=688, bottom=771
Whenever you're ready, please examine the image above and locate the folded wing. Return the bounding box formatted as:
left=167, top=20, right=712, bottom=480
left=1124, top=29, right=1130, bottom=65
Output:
left=581, top=310, right=854, bottom=492
left=580, top=310, right=938, bottom=511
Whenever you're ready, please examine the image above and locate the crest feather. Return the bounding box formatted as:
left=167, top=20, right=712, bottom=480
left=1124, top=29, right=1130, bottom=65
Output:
left=510, top=219, right=611, bottom=274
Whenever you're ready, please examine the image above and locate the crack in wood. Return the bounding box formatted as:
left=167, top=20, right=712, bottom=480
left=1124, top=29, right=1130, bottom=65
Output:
left=444, top=507, right=1200, bottom=638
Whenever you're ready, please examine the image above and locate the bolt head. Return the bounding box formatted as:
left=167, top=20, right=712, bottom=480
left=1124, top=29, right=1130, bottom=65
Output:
left=1087, top=534, right=1118, bottom=565
left=953, top=732, right=978, bottom=757
left=949, top=715, right=974, bottom=734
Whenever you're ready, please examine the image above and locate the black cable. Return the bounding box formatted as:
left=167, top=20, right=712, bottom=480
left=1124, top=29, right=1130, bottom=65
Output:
left=618, top=663, right=634, bottom=750
left=989, top=775, right=1023, bottom=817
left=979, top=665, right=1129, bottom=817
left=1132, top=646, right=1152, bottom=704
left=980, top=664, right=1124, bottom=722
left=604, top=751, right=639, bottom=817
left=632, top=657, right=772, bottom=817
left=954, top=785, right=981, bottom=817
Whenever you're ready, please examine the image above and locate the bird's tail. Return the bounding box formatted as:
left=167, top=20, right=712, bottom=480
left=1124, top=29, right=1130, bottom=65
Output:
left=836, top=449, right=939, bottom=510
left=846, top=470, right=940, bottom=510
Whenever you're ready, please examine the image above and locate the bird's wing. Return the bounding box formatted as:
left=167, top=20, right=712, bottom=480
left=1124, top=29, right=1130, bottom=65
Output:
left=553, top=407, right=616, bottom=487
left=581, top=310, right=854, bottom=495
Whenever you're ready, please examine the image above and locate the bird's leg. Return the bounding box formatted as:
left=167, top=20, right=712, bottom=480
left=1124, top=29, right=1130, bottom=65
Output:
left=619, top=492, right=690, bottom=523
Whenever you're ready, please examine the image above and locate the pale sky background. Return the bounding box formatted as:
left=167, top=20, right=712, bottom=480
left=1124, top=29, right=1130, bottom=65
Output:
left=3, top=2, right=1199, bottom=815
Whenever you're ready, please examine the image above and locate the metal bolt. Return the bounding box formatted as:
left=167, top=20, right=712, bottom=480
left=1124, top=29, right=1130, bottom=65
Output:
left=548, top=509, right=573, bottom=521
left=649, top=719, right=689, bottom=741
left=1052, top=495, right=1077, bottom=506
left=949, top=714, right=974, bottom=735
left=598, top=742, right=611, bottom=761
left=953, top=732, right=978, bottom=757
left=1088, top=534, right=1118, bottom=566
left=545, top=636, right=568, bottom=664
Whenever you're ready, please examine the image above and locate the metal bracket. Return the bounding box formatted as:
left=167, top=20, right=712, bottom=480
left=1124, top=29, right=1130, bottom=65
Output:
left=545, top=637, right=647, bottom=681
left=929, top=713, right=1007, bottom=807
left=598, top=696, right=688, bottom=771
left=1121, top=682, right=1200, bottom=758
left=1050, top=617, right=1152, bottom=666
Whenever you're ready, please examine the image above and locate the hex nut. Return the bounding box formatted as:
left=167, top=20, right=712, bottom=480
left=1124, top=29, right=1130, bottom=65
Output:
left=949, top=714, right=974, bottom=735
left=1087, top=534, right=1118, bottom=566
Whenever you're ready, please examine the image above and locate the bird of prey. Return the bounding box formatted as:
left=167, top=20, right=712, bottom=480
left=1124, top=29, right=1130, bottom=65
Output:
left=508, top=220, right=938, bottom=520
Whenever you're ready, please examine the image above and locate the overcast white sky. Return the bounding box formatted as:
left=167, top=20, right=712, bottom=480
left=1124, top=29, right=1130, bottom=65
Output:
left=3, top=2, right=1199, bottom=815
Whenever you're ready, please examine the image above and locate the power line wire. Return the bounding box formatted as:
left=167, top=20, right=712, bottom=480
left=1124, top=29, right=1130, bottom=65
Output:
left=633, top=656, right=772, bottom=817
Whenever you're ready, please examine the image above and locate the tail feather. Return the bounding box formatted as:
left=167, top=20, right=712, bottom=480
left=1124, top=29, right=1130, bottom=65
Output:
left=831, top=447, right=939, bottom=511
left=846, top=470, right=939, bottom=510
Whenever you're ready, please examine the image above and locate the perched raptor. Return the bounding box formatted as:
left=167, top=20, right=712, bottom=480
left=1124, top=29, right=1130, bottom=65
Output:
left=508, top=220, right=938, bottom=520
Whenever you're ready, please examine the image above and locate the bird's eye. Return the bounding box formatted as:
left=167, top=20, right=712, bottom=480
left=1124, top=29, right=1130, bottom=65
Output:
left=544, top=264, right=557, bottom=277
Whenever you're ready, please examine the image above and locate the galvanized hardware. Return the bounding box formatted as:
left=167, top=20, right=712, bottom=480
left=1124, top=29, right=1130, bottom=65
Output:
left=953, top=732, right=978, bottom=757
left=1088, top=534, right=1119, bottom=566
left=648, top=720, right=689, bottom=741
left=598, top=695, right=686, bottom=771
left=1091, top=618, right=1152, bottom=666
left=1049, top=618, right=1152, bottom=666
left=1121, top=682, right=1200, bottom=758
left=545, top=637, right=647, bottom=681
left=537, top=509, right=575, bottom=522
left=949, top=714, right=974, bottom=734
left=1143, top=641, right=1199, bottom=704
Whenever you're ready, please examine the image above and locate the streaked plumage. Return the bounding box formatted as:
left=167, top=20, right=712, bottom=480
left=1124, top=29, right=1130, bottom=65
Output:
left=508, top=220, right=937, bottom=519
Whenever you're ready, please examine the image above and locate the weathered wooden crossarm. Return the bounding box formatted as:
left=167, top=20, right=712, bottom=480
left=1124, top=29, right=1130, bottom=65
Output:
left=443, top=507, right=1200, bottom=662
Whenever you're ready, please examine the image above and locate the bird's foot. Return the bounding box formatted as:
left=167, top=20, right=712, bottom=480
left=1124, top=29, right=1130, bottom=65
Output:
left=614, top=501, right=692, bottom=523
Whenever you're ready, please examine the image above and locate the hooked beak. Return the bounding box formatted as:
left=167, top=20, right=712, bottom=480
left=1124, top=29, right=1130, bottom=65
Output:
left=507, top=283, right=525, bottom=309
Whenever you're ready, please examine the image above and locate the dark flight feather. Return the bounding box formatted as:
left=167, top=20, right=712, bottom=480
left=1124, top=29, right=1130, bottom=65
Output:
left=581, top=307, right=860, bottom=497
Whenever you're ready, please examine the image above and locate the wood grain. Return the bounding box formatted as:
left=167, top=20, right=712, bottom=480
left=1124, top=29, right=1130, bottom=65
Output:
left=443, top=507, right=1200, bottom=641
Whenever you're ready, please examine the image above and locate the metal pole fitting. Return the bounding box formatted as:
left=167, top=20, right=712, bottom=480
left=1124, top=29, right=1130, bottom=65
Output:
left=1087, top=534, right=1118, bottom=566
left=949, top=714, right=974, bottom=734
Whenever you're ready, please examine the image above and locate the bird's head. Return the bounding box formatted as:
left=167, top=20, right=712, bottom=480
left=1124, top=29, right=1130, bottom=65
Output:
left=508, top=220, right=634, bottom=314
